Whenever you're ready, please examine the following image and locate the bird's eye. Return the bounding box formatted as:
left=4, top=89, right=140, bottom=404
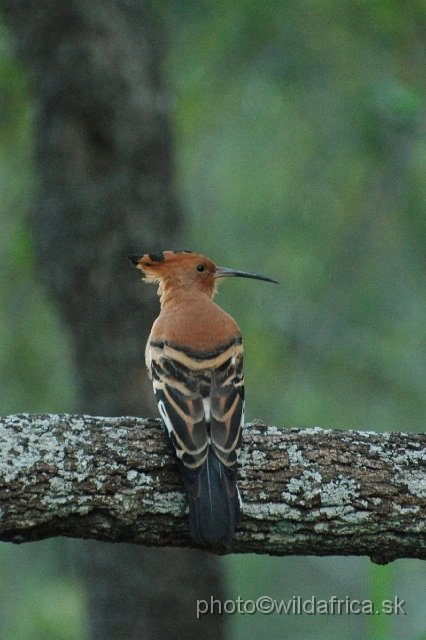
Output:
left=196, top=264, right=205, bottom=272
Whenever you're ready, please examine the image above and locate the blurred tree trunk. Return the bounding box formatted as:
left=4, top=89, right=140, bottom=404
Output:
left=0, top=1, right=225, bottom=638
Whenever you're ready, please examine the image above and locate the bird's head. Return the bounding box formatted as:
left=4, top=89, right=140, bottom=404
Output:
left=127, top=250, right=277, bottom=304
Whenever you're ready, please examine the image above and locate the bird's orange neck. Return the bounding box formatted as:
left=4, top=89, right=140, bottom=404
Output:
left=150, top=292, right=240, bottom=353
left=157, top=280, right=215, bottom=310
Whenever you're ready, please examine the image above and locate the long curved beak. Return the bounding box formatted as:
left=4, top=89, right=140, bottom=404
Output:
left=215, top=266, right=278, bottom=283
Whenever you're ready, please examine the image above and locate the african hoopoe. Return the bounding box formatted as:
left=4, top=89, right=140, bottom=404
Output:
left=128, top=250, right=277, bottom=545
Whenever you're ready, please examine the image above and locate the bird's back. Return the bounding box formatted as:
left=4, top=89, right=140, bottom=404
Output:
left=129, top=249, right=276, bottom=544
left=146, top=297, right=244, bottom=544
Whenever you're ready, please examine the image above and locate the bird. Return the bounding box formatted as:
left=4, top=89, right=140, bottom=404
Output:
left=128, top=250, right=277, bottom=545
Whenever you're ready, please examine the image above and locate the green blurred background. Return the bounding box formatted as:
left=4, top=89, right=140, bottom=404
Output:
left=2, top=1, right=426, bottom=638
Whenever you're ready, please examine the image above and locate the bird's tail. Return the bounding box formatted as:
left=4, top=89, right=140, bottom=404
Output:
left=180, top=449, right=242, bottom=545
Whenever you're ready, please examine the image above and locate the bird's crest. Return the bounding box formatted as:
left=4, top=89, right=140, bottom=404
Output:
left=128, top=250, right=219, bottom=303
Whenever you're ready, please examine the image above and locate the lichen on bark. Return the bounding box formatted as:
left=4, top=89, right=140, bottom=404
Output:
left=2, top=413, right=426, bottom=563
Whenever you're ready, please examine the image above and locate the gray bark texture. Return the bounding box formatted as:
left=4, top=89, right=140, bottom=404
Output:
left=2, top=413, right=426, bottom=565
left=0, top=2, right=226, bottom=639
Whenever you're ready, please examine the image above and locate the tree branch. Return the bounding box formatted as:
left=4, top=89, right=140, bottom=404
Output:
left=2, top=414, right=426, bottom=563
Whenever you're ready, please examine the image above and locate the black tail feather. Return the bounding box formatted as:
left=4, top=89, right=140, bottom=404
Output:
left=179, top=450, right=241, bottom=545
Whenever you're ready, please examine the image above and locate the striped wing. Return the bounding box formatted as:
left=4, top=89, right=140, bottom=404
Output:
left=147, top=337, right=244, bottom=543
left=148, top=342, right=209, bottom=470
left=209, top=346, right=244, bottom=469
left=147, top=338, right=244, bottom=469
